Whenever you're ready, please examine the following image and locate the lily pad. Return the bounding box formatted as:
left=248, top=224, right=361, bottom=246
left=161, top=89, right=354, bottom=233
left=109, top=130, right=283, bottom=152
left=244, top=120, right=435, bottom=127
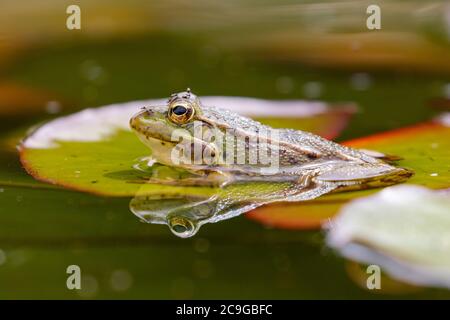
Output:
left=19, top=97, right=355, bottom=196
left=326, top=184, right=450, bottom=289
left=247, top=115, right=450, bottom=229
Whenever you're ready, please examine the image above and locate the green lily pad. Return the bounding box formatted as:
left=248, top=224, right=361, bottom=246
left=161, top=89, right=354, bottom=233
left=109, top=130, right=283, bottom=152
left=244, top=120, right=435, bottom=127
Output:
left=247, top=116, right=450, bottom=229
left=19, top=97, right=355, bottom=196
left=326, top=184, right=450, bottom=289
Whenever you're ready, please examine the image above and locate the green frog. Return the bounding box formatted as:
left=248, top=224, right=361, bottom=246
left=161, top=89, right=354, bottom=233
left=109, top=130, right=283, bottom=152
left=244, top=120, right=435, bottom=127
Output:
left=130, top=89, right=411, bottom=187
left=129, top=90, right=412, bottom=237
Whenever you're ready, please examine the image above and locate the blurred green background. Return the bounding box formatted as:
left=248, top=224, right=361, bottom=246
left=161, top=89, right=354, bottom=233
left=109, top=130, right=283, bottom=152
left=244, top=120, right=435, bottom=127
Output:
left=0, top=0, right=449, bottom=299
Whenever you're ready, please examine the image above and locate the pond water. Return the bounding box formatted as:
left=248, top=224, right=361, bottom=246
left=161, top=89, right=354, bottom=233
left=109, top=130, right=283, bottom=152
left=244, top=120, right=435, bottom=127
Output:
left=0, top=0, right=449, bottom=299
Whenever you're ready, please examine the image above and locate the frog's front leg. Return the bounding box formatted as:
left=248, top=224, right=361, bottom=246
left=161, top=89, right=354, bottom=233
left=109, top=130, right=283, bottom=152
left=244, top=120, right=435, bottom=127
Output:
left=145, top=170, right=233, bottom=187
left=285, top=161, right=412, bottom=201
left=131, top=161, right=233, bottom=187
left=129, top=156, right=233, bottom=186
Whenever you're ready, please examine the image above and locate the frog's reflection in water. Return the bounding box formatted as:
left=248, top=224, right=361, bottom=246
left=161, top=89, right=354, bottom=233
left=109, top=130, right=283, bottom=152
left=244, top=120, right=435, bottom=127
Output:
left=128, top=177, right=335, bottom=238
left=129, top=192, right=260, bottom=238
left=129, top=159, right=413, bottom=238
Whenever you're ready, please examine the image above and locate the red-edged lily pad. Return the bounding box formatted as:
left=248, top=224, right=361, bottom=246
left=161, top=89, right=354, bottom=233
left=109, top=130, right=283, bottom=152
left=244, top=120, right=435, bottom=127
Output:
left=246, top=116, right=450, bottom=229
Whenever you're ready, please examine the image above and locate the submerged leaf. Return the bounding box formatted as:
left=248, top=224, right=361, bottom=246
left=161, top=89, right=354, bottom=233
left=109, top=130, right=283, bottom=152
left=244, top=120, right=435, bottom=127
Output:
left=19, top=97, right=354, bottom=196
left=326, top=185, right=450, bottom=289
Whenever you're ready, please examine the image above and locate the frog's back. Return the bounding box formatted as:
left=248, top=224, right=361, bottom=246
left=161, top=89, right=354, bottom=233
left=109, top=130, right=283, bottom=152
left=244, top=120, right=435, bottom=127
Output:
left=200, top=105, right=413, bottom=189
left=202, top=105, right=378, bottom=168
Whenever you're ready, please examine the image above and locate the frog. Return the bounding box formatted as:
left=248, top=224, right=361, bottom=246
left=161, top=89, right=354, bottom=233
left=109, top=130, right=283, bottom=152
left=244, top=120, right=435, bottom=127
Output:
left=130, top=89, right=412, bottom=191
left=129, top=90, right=412, bottom=237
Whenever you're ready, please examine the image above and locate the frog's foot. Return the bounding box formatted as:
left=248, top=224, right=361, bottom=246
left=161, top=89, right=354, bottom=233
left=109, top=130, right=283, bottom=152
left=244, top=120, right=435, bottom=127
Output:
left=130, top=161, right=234, bottom=187
left=316, top=163, right=413, bottom=191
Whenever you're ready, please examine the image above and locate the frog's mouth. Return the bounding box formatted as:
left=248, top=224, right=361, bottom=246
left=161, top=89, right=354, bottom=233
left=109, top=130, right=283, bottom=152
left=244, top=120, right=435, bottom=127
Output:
left=133, top=129, right=180, bottom=166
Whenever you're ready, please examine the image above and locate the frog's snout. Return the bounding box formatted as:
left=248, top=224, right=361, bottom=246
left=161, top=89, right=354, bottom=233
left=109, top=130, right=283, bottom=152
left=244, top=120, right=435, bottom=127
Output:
left=130, top=109, right=150, bottom=132
left=129, top=115, right=138, bottom=131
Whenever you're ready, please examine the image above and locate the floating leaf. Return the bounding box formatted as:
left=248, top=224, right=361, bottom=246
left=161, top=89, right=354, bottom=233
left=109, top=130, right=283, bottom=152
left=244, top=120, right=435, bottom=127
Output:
left=344, top=118, right=449, bottom=189
left=327, top=185, right=450, bottom=289
left=247, top=117, right=450, bottom=229
left=19, top=97, right=354, bottom=196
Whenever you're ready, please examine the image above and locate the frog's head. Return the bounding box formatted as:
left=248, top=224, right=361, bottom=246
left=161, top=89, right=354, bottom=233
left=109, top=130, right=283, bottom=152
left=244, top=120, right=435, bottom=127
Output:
left=130, top=89, right=222, bottom=167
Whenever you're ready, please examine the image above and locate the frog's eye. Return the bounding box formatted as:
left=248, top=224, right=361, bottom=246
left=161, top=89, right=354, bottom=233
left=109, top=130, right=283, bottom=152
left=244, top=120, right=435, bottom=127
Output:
left=168, top=102, right=195, bottom=124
